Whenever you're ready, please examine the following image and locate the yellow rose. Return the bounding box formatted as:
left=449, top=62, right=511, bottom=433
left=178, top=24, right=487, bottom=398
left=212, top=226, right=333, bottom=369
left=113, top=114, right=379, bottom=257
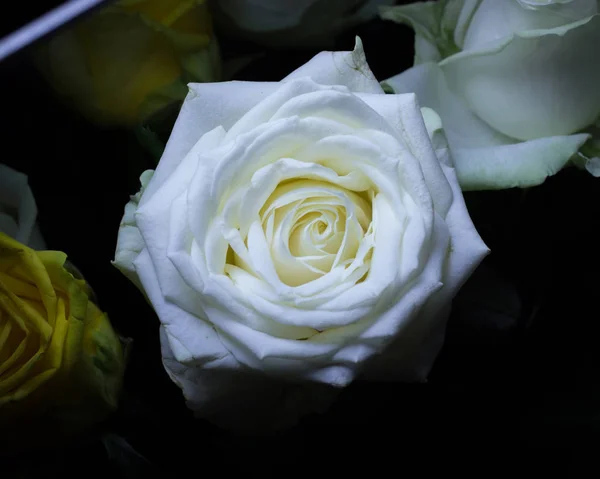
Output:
left=0, top=233, right=124, bottom=449
left=36, top=0, right=219, bottom=126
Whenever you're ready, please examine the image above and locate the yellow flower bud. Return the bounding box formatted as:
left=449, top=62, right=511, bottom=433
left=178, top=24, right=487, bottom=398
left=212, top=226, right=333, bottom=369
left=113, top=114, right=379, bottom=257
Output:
left=36, top=0, right=219, bottom=126
left=0, top=233, right=125, bottom=450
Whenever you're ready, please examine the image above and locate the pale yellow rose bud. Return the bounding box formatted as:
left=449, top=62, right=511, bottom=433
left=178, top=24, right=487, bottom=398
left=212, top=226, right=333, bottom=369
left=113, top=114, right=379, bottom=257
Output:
left=0, top=233, right=125, bottom=451
left=35, top=0, right=220, bottom=126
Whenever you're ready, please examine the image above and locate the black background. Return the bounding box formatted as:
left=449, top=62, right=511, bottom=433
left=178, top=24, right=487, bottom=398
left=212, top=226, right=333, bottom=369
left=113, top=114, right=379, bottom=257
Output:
left=2, top=1, right=600, bottom=475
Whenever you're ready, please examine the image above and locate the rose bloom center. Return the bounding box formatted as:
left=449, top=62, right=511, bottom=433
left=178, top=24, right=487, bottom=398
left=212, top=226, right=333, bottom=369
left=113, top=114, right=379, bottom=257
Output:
left=227, top=178, right=374, bottom=288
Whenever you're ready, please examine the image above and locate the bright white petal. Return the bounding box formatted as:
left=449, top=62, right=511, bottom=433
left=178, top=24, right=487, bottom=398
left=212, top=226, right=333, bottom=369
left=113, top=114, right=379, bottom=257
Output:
left=462, top=0, right=597, bottom=51
left=113, top=169, right=153, bottom=289
left=443, top=15, right=600, bottom=140
left=222, top=79, right=351, bottom=142
left=136, top=139, right=226, bottom=323
left=134, top=248, right=230, bottom=365
left=384, top=62, right=514, bottom=148
left=363, top=159, right=488, bottom=380
left=269, top=88, right=397, bottom=136
left=454, top=133, right=590, bottom=190
left=283, top=37, right=383, bottom=94
left=385, top=62, right=592, bottom=190
left=371, top=152, right=488, bottom=380
left=359, top=215, right=448, bottom=380
left=359, top=92, right=454, bottom=217
left=199, top=302, right=342, bottom=375
left=142, top=82, right=279, bottom=201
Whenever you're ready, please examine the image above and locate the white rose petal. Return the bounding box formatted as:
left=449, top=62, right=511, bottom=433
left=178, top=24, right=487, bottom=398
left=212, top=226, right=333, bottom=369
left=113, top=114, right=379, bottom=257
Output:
left=0, top=164, right=45, bottom=249
left=462, top=0, right=597, bottom=51
left=445, top=14, right=600, bottom=141
left=114, top=38, right=488, bottom=430
left=384, top=62, right=590, bottom=190
left=381, top=0, right=600, bottom=189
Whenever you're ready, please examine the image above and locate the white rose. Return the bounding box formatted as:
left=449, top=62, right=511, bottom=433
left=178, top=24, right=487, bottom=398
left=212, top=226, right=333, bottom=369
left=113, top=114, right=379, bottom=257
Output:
left=211, top=0, right=395, bottom=48
left=381, top=0, right=600, bottom=190
left=114, top=39, right=488, bottom=429
left=0, top=164, right=45, bottom=249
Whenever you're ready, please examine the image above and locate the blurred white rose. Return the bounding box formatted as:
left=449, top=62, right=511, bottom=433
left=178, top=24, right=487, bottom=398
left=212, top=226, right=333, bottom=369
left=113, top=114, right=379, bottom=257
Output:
left=382, top=0, right=600, bottom=189
left=114, top=39, right=488, bottom=429
left=211, top=0, right=395, bottom=47
left=0, top=164, right=45, bottom=249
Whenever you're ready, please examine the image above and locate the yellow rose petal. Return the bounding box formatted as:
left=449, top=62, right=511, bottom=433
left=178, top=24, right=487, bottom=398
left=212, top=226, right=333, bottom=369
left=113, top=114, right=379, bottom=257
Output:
left=0, top=317, right=26, bottom=374
left=79, top=304, right=124, bottom=408
left=0, top=313, right=12, bottom=352
left=0, top=233, right=124, bottom=430
left=36, top=250, right=74, bottom=293
left=0, top=334, right=44, bottom=397
left=0, top=235, right=58, bottom=324
left=38, top=296, right=68, bottom=371
left=0, top=281, right=52, bottom=344
left=0, top=368, right=55, bottom=406
left=0, top=272, right=41, bottom=301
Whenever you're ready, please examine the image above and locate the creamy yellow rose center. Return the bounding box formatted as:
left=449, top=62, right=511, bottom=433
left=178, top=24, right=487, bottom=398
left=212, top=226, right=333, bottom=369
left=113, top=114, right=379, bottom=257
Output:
left=229, top=178, right=374, bottom=288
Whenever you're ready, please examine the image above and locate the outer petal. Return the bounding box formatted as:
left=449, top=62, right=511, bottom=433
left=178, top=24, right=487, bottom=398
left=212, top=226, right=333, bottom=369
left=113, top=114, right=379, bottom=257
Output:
left=141, top=81, right=280, bottom=201
left=282, top=37, right=383, bottom=94
left=453, top=134, right=590, bottom=190
left=366, top=157, right=488, bottom=380
left=461, top=0, right=598, bottom=51
left=0, top=165, right=44, bottom=249
left=160, top=327, right=339, bottom=432
left=385, top=62, right=591, bottom=190
left=145, top=37, right=380, bottom=201
left=117, top=126, right=227, bottom=307
left=384, top=62, right=515, bottom=148
left=356, top=93, right=453, bottom=215
left=442, top=15, right=600, bottom=141
left=113, top=169, right=154, bottom=290
left=362, top=107, right=489, bottom=381
left=134, top=249, right=230, bottom=366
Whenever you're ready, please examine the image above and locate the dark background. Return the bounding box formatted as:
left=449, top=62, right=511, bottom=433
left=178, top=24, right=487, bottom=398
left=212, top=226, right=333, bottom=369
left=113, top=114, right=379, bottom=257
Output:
left=2, top=1, right=600, bottom=475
